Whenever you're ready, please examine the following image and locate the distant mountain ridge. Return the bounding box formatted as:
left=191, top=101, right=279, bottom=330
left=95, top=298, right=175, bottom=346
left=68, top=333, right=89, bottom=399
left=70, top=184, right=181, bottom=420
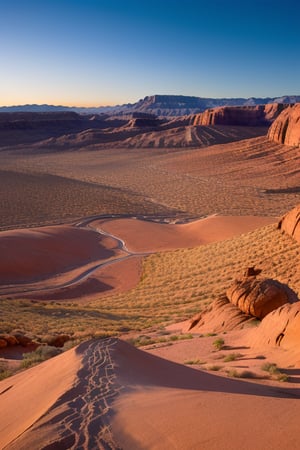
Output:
left=1, top=94, right=300, bottom=117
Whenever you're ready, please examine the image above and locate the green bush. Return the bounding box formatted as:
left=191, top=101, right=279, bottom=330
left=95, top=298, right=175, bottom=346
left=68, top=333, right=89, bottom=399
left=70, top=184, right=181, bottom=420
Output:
left=213, top=338, right=225, bottom=351
left=261, top=362, right=279, bottom=375
left=223, top=353, right=242, bottom=362
left=0, top=363, right=13, bottom=380
left=21, top=345, right=62, bottom=369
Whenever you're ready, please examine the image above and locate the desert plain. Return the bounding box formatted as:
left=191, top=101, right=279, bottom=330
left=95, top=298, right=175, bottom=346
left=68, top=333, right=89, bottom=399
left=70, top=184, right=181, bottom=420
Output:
left=1, top=105, right=300, bottom=449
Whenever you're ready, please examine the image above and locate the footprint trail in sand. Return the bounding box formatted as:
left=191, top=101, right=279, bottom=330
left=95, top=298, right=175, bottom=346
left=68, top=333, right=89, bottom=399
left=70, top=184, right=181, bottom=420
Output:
left=8, top=339, right=123, bottom=450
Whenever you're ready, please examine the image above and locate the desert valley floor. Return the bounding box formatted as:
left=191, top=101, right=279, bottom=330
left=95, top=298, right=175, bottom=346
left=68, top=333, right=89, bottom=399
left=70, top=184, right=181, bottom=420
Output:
left=1, top=115, right=300, bottom=449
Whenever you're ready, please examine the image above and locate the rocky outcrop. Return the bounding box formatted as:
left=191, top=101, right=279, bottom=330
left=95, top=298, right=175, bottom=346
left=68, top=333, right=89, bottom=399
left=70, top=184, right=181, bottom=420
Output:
left=250, top=302, right=300, bottom=351
left=0, top=112, right=112, bottom=147
left=0, top=333, right=70, bottom=350
left=0, top=333, right=34, bottom=348
left=126, top=113, right=163, bottom=128
left=278, top=204, right=300, bottom=243
left=42, top=334, right=71, bottom=348
left=268, top=103, right=300, bottom=146
left=226, top=277, right=289, bottom=319
left=185, top=295, right=256, bottom=333
left=192, top=103, right=287, bottom=127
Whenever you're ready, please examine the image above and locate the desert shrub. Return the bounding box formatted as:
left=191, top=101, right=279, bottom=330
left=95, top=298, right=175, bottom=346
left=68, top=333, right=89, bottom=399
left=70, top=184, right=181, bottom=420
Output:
left=261, top=362, right=290, bottom=381
left=226, top=369, right=240, bottom=378
left=213, top=338, right=225, bottom=351
left=21, top=345, right=62, bottom=369
left=184, top=359, right=206, bottom=365
left=261, top=362, right=280, bottom=375
left=277, top=373, right=289, bottom=382
left=227, top=369, right=256, bottom=378
left=223, top=353, right=242, bottom=362
left=2, top=221, right=300, bottom=342
left=62, top=338, right=83, bottom=351
left=127, top=333, right=193, bottom=347
left=0, top=362, right=13, bottom=380
left=170, top=333, right=193, bottom=341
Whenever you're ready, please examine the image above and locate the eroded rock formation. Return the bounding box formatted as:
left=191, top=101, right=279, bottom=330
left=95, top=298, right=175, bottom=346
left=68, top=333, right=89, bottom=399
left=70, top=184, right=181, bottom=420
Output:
left=268, top=103, right=300, bottom=146
left=278, top=204, right=300, bottom=243
left=226, top=277, right=289, bottom=319
left=185, top=296, right=256, bottom=333
left=250, top=302, right=300, bottom=351
left=0, top=333, right=34, bottom=348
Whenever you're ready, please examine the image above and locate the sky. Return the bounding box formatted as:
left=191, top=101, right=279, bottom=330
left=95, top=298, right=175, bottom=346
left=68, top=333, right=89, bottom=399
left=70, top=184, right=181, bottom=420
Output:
left=0, top=0, right=299, bottom=106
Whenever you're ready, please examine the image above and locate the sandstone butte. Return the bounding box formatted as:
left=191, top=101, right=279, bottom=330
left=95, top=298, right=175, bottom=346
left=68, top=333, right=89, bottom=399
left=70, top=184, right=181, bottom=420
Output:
left=268, top=103, right=300, bottom=146
left=192, top=103, right=287, bottom=126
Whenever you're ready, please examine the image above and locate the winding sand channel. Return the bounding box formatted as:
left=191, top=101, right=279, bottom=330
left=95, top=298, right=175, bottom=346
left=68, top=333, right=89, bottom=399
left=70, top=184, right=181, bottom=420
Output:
left=0, top=215, right=275, bottom=300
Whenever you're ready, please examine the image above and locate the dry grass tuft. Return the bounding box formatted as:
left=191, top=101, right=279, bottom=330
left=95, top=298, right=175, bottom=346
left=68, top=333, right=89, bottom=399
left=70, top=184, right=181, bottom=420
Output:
left=1, top=223, right=299, bottom=341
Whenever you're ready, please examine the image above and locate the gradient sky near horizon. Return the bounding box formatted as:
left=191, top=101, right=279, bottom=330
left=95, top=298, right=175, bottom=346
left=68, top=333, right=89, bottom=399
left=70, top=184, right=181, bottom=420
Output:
left=1, top=0, right=299, bottom=106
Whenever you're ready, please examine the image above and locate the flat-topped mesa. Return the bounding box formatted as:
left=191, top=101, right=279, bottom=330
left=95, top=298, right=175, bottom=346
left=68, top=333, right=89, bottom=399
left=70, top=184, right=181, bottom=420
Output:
left=192, top=103, right=287, bottom=126
left=268, top=103, right=300, bottom=146
left=0, top=111, right=82, bottom=123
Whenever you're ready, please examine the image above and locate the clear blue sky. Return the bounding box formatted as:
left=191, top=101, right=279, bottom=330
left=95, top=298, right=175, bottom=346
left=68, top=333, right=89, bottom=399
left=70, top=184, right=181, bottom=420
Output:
left=1, top=0, right=299, bottom=106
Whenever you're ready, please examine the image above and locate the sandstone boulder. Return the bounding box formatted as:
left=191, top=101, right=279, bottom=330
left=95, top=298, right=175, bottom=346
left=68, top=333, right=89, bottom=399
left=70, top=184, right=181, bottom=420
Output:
left=278, top=204, right=300, bottom=243
left=13, top=334, right=33, bottom=347
left=185, top=295, right=255, bottom=333
left=268, top=103, right=300, bottom=146
left=0, top=338, right=7, bottom=348
left=2, top=335, right=19, bottom=346
left=0, top=333, right=33, bottom=348
left=226, top=278, right=289, bottom=319
left=43, top=334, right=71, bottom=348
left=250, top=302, right=300, bottom=351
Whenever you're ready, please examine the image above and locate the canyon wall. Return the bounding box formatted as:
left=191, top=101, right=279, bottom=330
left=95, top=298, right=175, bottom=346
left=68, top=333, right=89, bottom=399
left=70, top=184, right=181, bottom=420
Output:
left=192, top=103, right=287, bottom=127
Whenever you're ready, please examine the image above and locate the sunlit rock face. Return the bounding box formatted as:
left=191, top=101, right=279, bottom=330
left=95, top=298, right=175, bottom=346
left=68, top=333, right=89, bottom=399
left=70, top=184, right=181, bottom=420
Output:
left=226, top=277, right=289, bottom=319
left=268, top=103, right=300, bottom=146
left=278, top=204, right=300, bottom=243
left=192, top=103, right=287, bottom=126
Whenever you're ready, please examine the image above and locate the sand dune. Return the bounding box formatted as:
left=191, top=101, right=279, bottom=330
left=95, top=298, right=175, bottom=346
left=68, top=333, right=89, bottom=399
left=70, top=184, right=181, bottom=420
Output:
left=96, top=215, right=275, bottom=253
left=0, top=215, right=275, bottom=300
left=0, top=224, right=117, bottom=284
left=0, top=346, right=81, bottom=449
left=112, top=339, right=300, bottom=450
left=2, top=338, right=299, bottom=449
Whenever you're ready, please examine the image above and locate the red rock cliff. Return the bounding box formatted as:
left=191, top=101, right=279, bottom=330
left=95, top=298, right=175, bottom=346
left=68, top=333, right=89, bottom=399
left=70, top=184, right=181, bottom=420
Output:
left=268, top=103, right=300, bottom=146
left=193, top=103, right=287, bottom=126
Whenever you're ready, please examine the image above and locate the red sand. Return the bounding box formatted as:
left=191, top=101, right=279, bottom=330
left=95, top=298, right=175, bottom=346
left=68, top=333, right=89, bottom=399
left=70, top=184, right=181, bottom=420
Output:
left=112, top=338, right=300, bottom=450
left=0, top=346, right=81, bottom=449
left=1, top=338, right=299, bottom=449
left=0, top=224, right=117, bottom=284
left=96, top=215, right=275, bottom=252
left=0, top=215, right=275, bottom=301
left=3, top=213, right=297, bottom=448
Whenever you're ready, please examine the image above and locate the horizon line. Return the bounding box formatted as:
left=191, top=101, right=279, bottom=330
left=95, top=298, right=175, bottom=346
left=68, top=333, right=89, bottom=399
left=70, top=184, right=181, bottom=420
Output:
left=0, top=93, right=300, bottom=109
